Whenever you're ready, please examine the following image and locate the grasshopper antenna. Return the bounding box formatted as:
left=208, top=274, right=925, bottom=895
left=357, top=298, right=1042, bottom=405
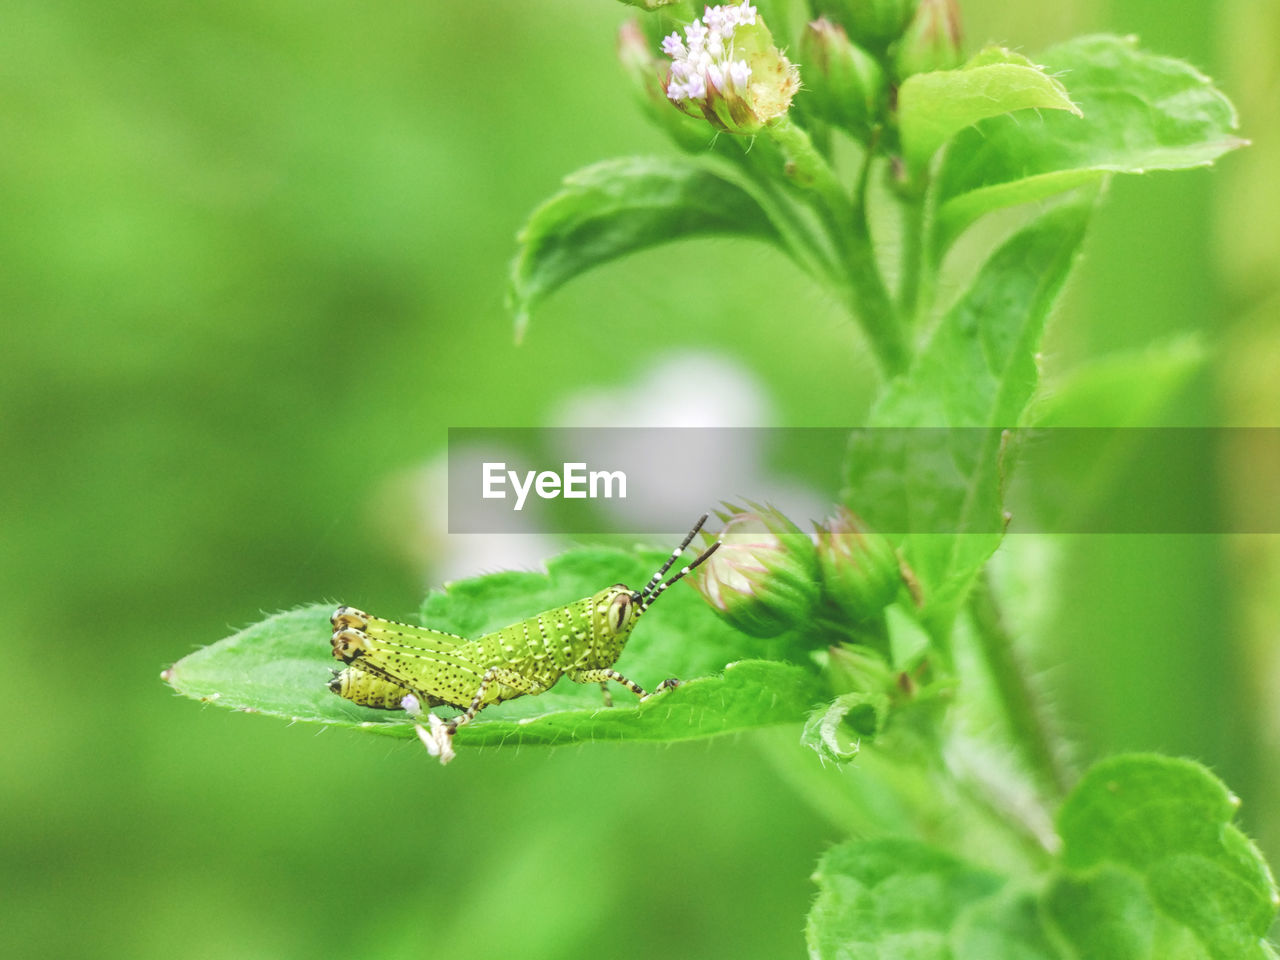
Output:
left=639, top=514, right=709, bottom=602
left=638, top=534, right=721, bottom=612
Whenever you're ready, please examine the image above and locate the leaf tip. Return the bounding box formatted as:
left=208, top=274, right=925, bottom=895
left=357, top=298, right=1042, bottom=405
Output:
left=513, top=308, right=530, bottom=345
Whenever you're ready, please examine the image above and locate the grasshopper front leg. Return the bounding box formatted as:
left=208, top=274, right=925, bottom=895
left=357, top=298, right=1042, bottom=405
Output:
left=569, top=668, right=681, bottom=701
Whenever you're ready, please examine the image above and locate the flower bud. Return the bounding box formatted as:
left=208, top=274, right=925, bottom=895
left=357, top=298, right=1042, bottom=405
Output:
left=826, top=642, right=894, bottom=697
left=798, top=18, right=886, bottom=140
left=661, top=2, right=800, bottom=135
left=811, top=0, right=917, bottom=52
left=892, top=0, right=962, bottom=80
left=815, top=507, right=903, bottom=623
left=691, top=503, right=820, bottom=638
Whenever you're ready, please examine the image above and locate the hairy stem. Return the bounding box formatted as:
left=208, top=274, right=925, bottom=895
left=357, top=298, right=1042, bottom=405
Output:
left=968, top=571, right=1073, bottom=802
left=767, top=118, right=907, bottom=376
left=730, top=159, right=843, bottom=288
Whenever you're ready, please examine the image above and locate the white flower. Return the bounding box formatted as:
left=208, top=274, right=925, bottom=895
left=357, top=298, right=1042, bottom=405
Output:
left=659, top=1, right=798, bottom=134
left=663, top=2, right=757, bottom=105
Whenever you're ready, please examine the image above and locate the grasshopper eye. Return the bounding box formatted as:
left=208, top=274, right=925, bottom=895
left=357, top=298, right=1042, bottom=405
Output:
left=608, top=593, right=633, bottom=633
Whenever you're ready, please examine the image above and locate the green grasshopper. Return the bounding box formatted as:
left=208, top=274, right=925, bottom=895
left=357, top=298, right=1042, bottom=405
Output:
left=328, top=515, right=721, bottom=762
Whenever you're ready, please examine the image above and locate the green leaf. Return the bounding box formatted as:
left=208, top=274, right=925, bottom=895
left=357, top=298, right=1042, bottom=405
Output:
left=934, top=34, right=1246, bottom=254
left=163, top=546, right=824, bottom=750
left=1016, top=335, right=1208, bottom=531
left=807, top=838, right=1010, bottom=960
left=952, top=889, right=1061, bottom=960
left=898, top=47, right=1080, bottom=172
left=805, top=758, right=1278, bottom=960
left=1030, top=333, right=1207, bottom=427
left=508, top=156, right=782, bottom=340
left=1046, top=755, right=1280, bottom=960
left=805, top=757, right=1279, bottom=959
left=845, top=192, right=1093, bottom=626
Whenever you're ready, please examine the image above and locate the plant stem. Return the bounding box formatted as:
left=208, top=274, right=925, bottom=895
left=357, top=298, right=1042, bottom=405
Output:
left=847, top=138, right=908, bottom=376
left=767, top=118, right=908, bottom=376
left=968, top=571, right=1073, bottom=802
left=730, top=159, right=843, bottom=288
left=840, top=223, right=906, bottom=375
left=898, top=193, right=925, bottom=325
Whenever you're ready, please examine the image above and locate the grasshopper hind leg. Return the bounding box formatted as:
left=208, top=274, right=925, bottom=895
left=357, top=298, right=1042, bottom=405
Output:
left=413, top=667, right=553, bottom=764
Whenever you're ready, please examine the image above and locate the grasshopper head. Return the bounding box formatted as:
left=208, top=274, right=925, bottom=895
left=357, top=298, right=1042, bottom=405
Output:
left=591, top=516, right=725, bottom=647
left=595, top=585, right=643, bottom=641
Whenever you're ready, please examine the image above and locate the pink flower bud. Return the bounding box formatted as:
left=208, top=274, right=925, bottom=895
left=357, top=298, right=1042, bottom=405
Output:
left=691, top=503, right=821, bottom=638
left=798, top=18, right=887, bottom=140
left=892, top=0, right=962, bottom=80
left=812, top=0, right=918, bottom=52
left=815, top=507, right=904, bottom=623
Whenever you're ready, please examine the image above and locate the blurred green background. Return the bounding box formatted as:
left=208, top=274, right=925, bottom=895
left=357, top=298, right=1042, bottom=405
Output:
left=2, top=1, right=1276, bottom=957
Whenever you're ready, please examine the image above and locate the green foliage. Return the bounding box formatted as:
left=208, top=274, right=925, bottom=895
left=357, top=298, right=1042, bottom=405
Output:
left=1047, top=756, right=1279, bottom=960
left=1031, top=334, right=1207, bottom=427
left=808, top=756, right=1279, bottom=960
left=897, top=47, right=1080, bottom=172
left=156, top=4, right=1267, bottom=959
left=933, top=34, right=1245, bottom=255
left=845, top=191, right=1093, bottom=628
left=508, top=156, right=782, bottom=340
left=165, top=547, right=824, bottom=748
left=808, top=838, right=1008, bottom=959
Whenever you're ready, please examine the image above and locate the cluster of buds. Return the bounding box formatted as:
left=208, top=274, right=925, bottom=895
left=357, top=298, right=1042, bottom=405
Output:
left=636, top=0, right=960, bottom=144
left=689, top=503, right=909, bottom=640
left=658, top=2, right=799, bottom=135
